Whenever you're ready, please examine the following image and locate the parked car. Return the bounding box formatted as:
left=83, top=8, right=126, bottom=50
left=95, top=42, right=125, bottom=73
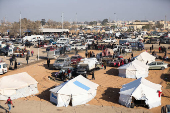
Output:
left=53, top=56, right=71, bottom=69
left=0, top=48, right=8, bottom=56
left=103, top=38, right=117, bottom=43
left=148, top=61, right=168, bottom=70
left=71, top=55, right=82, bottom=65
left=25, top=42, right=34, bottom=47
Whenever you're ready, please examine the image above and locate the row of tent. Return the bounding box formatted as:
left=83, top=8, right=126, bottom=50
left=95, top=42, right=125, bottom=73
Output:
left=0, top=52, right=162, bottom=109
left=118, top=51, right=156, bottom=79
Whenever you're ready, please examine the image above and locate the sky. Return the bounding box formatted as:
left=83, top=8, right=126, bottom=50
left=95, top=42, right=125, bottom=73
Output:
left=0, top=0, right=170, bottom=23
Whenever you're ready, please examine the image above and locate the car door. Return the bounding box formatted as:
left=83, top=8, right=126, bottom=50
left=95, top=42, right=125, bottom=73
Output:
left=149, top=62, right=157, bottom=69
left=157, top=62, right=163, bottom=69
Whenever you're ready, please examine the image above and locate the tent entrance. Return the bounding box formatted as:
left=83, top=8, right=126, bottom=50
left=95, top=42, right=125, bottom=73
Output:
left=132, top=97, right=148, bottom=108
left=69, top=96, right=72, bottom=106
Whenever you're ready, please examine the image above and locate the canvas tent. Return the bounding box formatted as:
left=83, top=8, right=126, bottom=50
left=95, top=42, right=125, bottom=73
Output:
left=118, top=60, right=149, bottom=79
left=0, top=72, right=38, bottom=100
left=135, top=51, right=156, bottom=64
left=50, top=75, right=99, bottom=107
left=119, top=77, right=162, bottom=109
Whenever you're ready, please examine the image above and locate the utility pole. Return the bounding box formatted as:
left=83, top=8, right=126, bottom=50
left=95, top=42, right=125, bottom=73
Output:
left=165, top=15, right=166, bottom=29
left=62, top=12, right=63, bottom=30
left=76, top=13, right=77, bottom=24
left=20, top=12, right=21, bottom=38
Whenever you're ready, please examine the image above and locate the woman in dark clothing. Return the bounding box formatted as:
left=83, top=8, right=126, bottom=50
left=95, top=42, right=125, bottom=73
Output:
left=14, top=60, right=17, bottom=69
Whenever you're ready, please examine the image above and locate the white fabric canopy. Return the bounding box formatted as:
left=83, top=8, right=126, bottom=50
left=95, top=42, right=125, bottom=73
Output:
left=50, top=75, right=99, bottom=107
left=135, top=51, right=156, bottom=64
left=0, top=72, right=38, bottom=100
left=118, top=60, right=149, bottom=79
left=119, top=77, right=162, bottom=109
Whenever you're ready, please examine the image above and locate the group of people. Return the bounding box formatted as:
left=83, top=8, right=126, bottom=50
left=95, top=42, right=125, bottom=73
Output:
left=59, top=68, right=72, bottom=81
left=85, top=51, right=95, bottom=58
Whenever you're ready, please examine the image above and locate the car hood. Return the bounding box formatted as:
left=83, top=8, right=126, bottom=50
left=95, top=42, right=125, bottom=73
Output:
left=71, top=59, right=78, bottom=62
left=53, top=62, right=64, bottom=66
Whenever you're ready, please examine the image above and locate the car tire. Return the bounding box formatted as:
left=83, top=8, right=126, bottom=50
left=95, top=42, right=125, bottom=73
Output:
left=1, top=53, right=5, bottom=56
left=161, top=67, right=165, bottom=70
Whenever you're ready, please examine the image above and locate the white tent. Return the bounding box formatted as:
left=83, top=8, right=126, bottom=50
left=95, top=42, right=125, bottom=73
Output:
left=50, top=75, right=99, bottom=107
left=119, top=77, right=162, bottom=109
left=0, top=72, right=38, bottom=100
left=118, top=60, right=149, bottom=79
left=135, top=51, right=156, bottom=64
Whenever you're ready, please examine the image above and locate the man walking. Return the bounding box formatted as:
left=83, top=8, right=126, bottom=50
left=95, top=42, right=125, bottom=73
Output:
left=5, top=97, right=14, bottom=113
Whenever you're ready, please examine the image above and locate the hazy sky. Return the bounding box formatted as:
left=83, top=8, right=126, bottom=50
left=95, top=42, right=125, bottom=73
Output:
left=0, top=0, right=170, bottom=22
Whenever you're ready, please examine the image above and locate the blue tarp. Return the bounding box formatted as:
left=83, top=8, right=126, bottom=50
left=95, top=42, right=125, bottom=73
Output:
left=73, top=80, right=90, bottom=91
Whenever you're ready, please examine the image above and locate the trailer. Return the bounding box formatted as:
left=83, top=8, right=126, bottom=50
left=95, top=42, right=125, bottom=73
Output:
left=77, top=58, right=99, bottom=77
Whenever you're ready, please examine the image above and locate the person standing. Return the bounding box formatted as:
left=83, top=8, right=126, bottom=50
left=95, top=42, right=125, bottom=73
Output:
left=5, top=97, right=14, bottom=113
left=159, top=41, right=160, bottom=46
left=75, top=47, right=78, bottom=55
left=103, top=61, right=107, bottom=70
left=159, top=46, right=161, bottom=53
left=85, top=51, right=88, bottom=58
left=31, top=50, right=34, bottom=57
left=14, top=60, right=17, bottom=69
left=150, top=47, right=152, bottom=53
left=47, top=58, right=50, bottom=68
left=92, top=71, right=95, bottom=80
left=9, top=57, right=13, bottom=66
left=26, top=55, right=29, bottom=64
left=152, top=44, right=153, bottom=50
left=67, top=68, right=71, bottom=79
left=131, top=52, right=133, bottom=58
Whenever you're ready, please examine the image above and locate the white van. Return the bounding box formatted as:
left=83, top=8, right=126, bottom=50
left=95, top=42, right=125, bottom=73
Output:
left=0, top=62, right=8, bottom=74
left=57, top=38, right=69, bottom=44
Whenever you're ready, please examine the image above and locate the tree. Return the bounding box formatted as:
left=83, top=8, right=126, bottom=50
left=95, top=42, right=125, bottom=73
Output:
left=41, top=19, right=46, bottom=26
left=135, top=20, right=140, bottom=22
left=101, top=19, right=108, bottom=26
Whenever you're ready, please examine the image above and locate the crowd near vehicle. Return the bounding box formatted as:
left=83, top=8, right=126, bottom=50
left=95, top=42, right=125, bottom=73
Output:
left=148, top=61, right=168, bottom=70
left=53, top=56, right=71, bottom=69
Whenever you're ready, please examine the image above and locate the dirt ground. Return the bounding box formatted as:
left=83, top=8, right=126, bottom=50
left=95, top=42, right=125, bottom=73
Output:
left=0, top=43, right=170, bottom=113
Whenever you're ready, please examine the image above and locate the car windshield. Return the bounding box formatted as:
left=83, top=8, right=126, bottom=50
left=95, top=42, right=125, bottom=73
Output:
left=3, top=64, right=7, bottom=68
left=71, top=56, right=78, bottom=59
left=55, top=59, right=64, bottom=63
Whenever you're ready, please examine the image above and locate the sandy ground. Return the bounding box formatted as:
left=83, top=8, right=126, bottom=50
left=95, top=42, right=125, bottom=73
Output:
left=0, top=43, right=170, bottom=113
